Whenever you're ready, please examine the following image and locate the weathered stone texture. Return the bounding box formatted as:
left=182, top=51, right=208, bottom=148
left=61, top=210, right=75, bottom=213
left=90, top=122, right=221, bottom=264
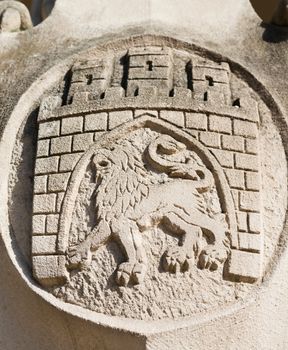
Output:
left=2, top=1, right=288, bottom=344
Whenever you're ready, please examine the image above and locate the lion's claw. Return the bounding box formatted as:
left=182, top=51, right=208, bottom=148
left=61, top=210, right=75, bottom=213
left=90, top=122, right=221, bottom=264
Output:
left=67, top=243, right=92, bottom=268
left=163, top=248, right=194, bottom=273
left=198, top=252, right=219, bottom=271
left=198, top=244, right=228, bottom=271
left=116, top=262, right=147, bottom=286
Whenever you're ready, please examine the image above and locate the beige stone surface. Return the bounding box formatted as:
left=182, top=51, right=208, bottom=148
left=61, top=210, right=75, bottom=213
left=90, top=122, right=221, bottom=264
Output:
left=1, top=0, right=288, bottom=349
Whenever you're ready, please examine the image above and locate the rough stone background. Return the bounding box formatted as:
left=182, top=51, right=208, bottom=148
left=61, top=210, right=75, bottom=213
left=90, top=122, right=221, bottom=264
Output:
left=1, top=0, right=288, bottom=349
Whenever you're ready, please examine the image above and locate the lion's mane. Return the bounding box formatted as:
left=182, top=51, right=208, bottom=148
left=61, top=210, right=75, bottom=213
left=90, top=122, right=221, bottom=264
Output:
left=94, top=143, right=152, bottom=223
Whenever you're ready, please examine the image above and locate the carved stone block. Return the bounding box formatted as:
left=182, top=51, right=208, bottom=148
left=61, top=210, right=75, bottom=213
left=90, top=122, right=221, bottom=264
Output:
left=38, top=120, right=60, bottom=139
left=33, top=193, right=57, bottom=214
left=85, top=113, right=108, bottom=131
left=32, top=235, right=57, bottom=255
left=61, top=117, right=84, bottom=135
left=5, top=37, right=287, bottom=336
left=50, top=136, right=72, bottom=155
left=186, top=112, right=208, bottom=130
left=228, top=250, right=262, bottom=282
left=32, top=256, right=68, bottom=287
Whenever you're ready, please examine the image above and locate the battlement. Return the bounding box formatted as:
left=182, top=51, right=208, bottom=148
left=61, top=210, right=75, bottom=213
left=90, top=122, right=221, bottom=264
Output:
left=51, top=46, right=259, bottom=120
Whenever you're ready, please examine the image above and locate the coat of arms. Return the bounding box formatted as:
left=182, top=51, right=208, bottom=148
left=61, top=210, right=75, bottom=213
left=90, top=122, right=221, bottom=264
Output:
left=25, top=41, right=267, bottom=320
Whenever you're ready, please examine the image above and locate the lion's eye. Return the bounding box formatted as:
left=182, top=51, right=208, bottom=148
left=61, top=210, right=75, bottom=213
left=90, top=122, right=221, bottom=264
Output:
left=98, top=160, right=109, bottom=167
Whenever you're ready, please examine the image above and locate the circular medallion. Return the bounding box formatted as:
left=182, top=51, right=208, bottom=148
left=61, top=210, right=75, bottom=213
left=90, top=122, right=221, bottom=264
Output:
left=1, top=35, right=287, bottom=333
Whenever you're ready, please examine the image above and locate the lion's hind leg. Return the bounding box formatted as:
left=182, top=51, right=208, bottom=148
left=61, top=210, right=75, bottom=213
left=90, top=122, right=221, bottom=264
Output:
left=162, top=212, right=202, bottom=273
left=171, top=210, right=230, bottom=272
left=196, top=217, right=230, bottom=271
left=198, top=232, right=230, bottom=271
left=112, top=219, right=147, bottom=286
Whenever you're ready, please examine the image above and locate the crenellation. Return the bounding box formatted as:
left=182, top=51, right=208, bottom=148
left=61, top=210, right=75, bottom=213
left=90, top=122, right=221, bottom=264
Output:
left=205, top=88, right=227, bottom=105
left=238, top=95, right=260, bottom=123
left=192, top=80, right=208, bottom=101
left=173, top=87, right=192, bottom=99
left=38, top=96, right=62, bottom=122
left=104, top=87, right=125, bottom=101
left=137, top=86, right=159, bottom=98
left=70, top=92, right=89, bottom=105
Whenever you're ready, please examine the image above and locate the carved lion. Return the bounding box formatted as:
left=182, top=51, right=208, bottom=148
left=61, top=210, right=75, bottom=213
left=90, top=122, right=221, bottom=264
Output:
left=68, top=134, right=230, bottom=286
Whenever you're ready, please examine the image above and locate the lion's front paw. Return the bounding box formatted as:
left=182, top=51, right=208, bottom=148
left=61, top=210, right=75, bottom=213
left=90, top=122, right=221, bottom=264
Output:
left=116, top=261, right=147, bottom=286
left=163, top=247, right=194, bottom=273
left=198, top=244, right=228, bottom=271
left=67, top=242, right=92, bottom=269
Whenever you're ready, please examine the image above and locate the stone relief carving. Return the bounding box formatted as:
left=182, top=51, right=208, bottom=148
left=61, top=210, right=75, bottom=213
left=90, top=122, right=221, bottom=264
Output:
left=0, top=0, right=32, bottom=32
left=8, top=37, right=286, bottom=323
left=67, top=131, right=230, bottom=286
left=24, top=43, right=267, bottom=319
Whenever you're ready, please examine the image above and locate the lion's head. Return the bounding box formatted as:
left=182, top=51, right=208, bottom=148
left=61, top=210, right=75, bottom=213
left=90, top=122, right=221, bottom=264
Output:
left=91, top=144, right=149, bottom=221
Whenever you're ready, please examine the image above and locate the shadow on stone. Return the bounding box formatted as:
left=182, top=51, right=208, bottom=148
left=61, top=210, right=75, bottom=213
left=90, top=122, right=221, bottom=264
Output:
left=261, top=22, right=288, bottom=43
